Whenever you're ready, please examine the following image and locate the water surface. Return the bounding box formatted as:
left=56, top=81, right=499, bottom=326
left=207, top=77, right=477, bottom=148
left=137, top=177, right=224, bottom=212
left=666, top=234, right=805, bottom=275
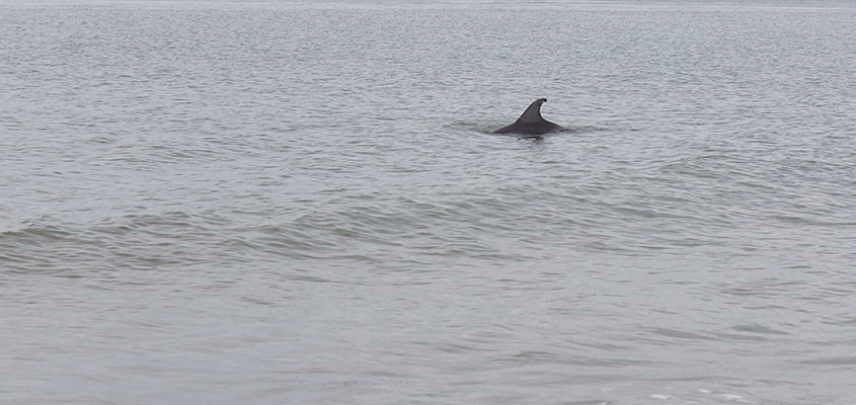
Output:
left=2, top=1, right=856, bottom=404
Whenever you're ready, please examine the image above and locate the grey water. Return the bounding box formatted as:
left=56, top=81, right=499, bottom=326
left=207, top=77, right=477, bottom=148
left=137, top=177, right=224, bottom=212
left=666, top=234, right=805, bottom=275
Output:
left=2, top=1, right=856, bottom=404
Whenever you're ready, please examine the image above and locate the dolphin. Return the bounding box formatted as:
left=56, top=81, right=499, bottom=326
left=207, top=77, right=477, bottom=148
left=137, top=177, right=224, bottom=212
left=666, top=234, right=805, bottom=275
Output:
left=491, top=98, right=569, bottom=136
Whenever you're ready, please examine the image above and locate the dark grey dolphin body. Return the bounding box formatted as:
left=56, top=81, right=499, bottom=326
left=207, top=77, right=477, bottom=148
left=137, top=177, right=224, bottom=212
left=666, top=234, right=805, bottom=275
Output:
left=491, top=98, right=568, bottom=136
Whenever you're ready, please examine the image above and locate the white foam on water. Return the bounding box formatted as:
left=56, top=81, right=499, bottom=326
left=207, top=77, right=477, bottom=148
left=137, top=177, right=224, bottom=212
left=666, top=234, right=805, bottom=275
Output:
left=721, top=393, right=752, bottom=403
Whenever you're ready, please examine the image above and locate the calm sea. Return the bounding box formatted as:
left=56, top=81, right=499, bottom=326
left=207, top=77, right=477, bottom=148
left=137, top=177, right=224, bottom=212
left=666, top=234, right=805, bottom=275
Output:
left=2, top=1, right=856, bottom=404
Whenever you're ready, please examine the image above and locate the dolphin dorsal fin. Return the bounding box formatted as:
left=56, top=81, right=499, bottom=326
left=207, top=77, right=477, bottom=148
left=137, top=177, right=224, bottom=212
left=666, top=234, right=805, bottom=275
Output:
left=515, top=98, right=548, bottom=123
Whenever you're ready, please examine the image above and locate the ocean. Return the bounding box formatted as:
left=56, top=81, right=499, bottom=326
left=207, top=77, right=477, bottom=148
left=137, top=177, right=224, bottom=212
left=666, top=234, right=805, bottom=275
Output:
left=1, top=1, right=855, bottom=404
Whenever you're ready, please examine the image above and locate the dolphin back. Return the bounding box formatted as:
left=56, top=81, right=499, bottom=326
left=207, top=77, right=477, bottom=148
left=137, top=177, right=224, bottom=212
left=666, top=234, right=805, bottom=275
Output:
left=491, top=98, right=567, bottom=135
